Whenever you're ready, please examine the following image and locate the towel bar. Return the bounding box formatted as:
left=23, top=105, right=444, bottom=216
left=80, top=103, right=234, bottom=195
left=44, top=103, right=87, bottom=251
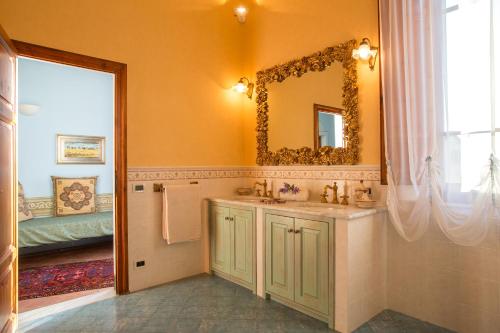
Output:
left=153, top=181, right=199, bottom=192
left=153, top=184, right=165, bottom=192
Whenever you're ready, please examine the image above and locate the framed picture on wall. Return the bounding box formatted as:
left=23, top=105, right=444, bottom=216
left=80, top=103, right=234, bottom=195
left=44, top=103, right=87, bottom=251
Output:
left=57, top=134, right=105, bottom=164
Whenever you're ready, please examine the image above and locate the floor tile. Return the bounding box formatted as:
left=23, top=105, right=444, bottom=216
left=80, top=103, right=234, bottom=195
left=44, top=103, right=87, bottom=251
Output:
left=25, top=274, right=455, bottom=333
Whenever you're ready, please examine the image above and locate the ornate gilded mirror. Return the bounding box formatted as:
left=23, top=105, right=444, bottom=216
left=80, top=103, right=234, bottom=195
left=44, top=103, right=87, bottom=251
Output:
left=255, top=39, right=359, bottom=165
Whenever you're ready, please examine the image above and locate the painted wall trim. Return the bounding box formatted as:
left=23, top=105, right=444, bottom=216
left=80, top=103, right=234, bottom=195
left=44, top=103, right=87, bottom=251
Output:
left=26, top=194, right=113, bottom=218
left=128, top=165, right=381, bottom=181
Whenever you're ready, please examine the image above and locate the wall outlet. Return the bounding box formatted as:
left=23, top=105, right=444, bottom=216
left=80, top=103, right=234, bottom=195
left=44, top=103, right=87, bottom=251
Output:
left=136, top=260, right=145, bottom=268
left=133, top=184, right=145, bottom=192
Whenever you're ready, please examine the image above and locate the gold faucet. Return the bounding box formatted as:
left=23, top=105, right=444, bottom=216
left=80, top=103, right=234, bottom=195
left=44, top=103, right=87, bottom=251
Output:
left=321, top=182, right=339, bottom=204
left=332, top=182, right=339, bottom=204
left=321, top=185, right=333, bottom=203
left=254, top=180, right=268, bottom=197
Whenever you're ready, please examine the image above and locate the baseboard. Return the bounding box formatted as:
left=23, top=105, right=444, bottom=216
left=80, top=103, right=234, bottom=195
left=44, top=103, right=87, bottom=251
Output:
left=265, top=291, right=330, bottom=325
left=211, top=269, right=255, bottom=294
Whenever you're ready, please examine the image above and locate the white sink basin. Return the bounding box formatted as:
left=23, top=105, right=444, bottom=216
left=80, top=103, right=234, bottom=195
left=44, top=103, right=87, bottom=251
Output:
left=230, top=197, right=348, bottom=209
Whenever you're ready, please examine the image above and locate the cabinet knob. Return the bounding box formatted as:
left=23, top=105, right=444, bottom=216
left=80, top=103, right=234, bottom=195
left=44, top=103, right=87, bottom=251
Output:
left=294, top=229, right=301, bottom=234
left=288, top=229, right=294, bottom=233
left=224, top=217, right=229, bottom=221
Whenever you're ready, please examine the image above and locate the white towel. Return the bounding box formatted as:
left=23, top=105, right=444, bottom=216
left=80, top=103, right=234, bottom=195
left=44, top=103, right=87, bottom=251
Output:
left=162, top=184, right=201, bottom=244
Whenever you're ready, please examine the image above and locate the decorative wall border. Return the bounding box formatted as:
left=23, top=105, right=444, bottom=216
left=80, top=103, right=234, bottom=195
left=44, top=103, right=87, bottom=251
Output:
left=26, top=194, right=113, bottom=218
left=128, top=165, right=380, bottom=182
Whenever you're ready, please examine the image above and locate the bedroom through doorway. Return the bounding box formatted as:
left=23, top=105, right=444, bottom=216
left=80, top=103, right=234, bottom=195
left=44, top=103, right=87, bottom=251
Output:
left=17, top=56, right=116, bottom=313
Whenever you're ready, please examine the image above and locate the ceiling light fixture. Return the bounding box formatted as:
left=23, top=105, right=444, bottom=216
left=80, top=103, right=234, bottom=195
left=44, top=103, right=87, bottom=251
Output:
left=234, top=6, right=248, bottom=23
left=19, top=103, right=41, bottom=116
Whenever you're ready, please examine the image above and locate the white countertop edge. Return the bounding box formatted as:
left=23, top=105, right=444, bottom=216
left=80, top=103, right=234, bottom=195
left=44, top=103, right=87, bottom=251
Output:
left=206, top=197, right=387, bottom=220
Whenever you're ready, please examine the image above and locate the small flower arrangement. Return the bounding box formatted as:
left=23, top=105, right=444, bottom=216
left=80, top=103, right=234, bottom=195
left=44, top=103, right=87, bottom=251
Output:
left=278, top=183, right=301, bottom=195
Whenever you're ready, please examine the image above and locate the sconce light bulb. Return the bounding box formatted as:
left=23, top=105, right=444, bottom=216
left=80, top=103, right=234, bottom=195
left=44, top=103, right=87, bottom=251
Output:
left=235, top=6, right=247, bottom=15
left=233, top=82, right=248, bottom=94
left=357, top=43, right=371, bottom=60
left=234, top=6, right=248, bottom=23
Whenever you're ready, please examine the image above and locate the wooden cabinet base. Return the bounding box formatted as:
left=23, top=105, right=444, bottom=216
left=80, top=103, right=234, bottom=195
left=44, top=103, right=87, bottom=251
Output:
left=266, top=292, right=334, bottom=330
left=211, top=269, right=256, bottom=293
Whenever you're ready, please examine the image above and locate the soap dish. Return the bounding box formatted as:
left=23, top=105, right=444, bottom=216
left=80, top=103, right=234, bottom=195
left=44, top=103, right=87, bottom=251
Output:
left=236, top=187, right=253, bottom=196
left=355, top=200, right=377, bottom=208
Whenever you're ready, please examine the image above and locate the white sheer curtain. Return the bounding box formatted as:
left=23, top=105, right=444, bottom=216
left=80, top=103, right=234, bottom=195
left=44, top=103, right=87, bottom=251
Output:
left=380, top=0, right=500, bottom=245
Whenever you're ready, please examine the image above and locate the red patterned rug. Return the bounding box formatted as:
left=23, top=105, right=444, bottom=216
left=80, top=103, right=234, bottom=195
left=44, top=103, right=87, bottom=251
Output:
left=19, top=259, right=114, bottom=300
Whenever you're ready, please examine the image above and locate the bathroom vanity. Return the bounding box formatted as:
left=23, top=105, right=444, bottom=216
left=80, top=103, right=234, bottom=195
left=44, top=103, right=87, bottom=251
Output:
left=209, top=203, right=256, bottom=292
left=208, top=197, right=387, bottom=333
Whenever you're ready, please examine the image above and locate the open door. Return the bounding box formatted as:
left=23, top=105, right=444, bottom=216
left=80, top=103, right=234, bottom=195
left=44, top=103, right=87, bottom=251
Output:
left=0, top=25, right=17, bottom=333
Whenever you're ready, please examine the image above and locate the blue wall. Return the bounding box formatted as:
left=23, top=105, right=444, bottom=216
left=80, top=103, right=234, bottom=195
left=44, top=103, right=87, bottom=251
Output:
left=18, top=58, right=114, bottom=197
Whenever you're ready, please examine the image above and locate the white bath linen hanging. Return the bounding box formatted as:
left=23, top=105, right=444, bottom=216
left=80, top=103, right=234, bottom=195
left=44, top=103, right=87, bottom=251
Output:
left=380, top=0, right=500, bottom=246
left=162, top=184, right=202, bottom=244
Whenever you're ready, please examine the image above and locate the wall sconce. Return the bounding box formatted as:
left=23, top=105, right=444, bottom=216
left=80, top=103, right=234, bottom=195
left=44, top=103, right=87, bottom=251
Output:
left=352, top=38, right=378, bottom=71
left=234, top=6, right=248, bottom=23
left=19, top=103, right=41, bottom=116
left=233, top=77, right=254, bottom=99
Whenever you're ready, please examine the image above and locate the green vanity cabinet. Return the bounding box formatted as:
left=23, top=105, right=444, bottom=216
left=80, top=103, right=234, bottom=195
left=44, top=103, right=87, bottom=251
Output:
left=229, top=208, right=254, bottom=284
left=294, top=218, right=329, bottom=314
left=210, top=204, right=255, bottom=291
left=266, top=213, right=331, bottom=319
left=265, top=214, right=295, bottom=300
left=210, top=205, right=231, bottom=274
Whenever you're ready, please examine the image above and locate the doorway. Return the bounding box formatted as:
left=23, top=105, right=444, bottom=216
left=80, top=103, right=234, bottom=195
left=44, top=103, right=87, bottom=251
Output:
left=12, top=41, right=128, bottom=314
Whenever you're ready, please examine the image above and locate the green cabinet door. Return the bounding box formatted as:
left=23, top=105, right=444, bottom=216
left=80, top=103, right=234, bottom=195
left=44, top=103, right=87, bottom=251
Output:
left=210, top=205, right=230, bottom=274
left=294, top=218, right=329, bottom=314
left=229, top=208, right=254, bottom=284
left=266, top=214, right=295, bottom=301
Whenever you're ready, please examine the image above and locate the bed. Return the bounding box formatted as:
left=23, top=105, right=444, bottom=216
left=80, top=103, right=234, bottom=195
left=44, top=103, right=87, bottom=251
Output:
left=19, top=211, right=114, bottom=255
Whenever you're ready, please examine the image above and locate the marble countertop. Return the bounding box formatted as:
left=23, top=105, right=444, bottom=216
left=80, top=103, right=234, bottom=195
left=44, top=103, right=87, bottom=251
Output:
left=208, top=197, right=386, bottom=220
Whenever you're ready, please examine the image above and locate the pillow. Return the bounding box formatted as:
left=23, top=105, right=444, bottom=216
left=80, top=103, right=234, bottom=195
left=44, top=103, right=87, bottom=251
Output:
left=52, top=176, right=97, bottom=216
left=18, top=182, right=33, bottom=222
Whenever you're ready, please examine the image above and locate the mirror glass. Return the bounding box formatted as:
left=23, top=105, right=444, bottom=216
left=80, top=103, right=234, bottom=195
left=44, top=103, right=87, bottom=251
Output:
left=315, top=104, right=344, bottom=148
left=267, top=63, right=344, bottom=152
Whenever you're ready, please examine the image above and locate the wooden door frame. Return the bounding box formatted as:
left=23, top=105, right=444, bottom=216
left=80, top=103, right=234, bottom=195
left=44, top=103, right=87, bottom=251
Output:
left=377, top=0, right=387, bottom=185
left=0, top=25, right=18, bottom=333
left=12, top=41, right=129, bottom=294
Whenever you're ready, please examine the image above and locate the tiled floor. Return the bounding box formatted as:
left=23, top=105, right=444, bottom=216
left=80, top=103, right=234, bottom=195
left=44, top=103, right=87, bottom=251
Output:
left=26, top=274, right=454, bottom=333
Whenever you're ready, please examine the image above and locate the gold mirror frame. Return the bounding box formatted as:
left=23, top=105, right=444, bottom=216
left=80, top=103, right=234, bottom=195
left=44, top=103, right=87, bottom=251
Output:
left=255, top=39, right=359, bottom=165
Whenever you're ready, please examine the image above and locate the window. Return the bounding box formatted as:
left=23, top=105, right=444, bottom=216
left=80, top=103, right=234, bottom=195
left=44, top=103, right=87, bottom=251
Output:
left=444, top=0, right=498, bottom=192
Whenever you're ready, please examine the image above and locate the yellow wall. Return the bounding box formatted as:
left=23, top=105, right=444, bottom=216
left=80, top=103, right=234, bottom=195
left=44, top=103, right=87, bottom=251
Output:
left=0, top=0, right=380, bottom=166
left=0, top=0, right=247, bottom=167
left=242, top=0, right=381, bottom=165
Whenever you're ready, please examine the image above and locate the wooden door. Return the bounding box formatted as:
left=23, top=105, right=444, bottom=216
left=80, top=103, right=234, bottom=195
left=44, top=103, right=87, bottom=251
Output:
left=0, top=26, right=16, bottom=333
left=265, top=214, right=294, bottom=301
left=210, top=205, right=230, bottom=274
left=294, top=218, right=329, bottom=314
left=229, top=208, right=253, bottom=284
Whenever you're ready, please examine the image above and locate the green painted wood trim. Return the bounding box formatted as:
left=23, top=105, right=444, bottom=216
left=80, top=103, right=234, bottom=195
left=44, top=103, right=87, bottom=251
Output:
left=263, top=208, right=335, bottom=224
